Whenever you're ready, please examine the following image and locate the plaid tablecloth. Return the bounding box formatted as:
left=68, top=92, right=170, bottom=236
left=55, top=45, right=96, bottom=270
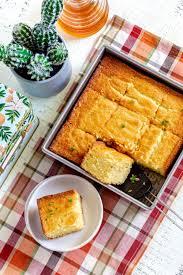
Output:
left=0, top=15, right=183, bottom=275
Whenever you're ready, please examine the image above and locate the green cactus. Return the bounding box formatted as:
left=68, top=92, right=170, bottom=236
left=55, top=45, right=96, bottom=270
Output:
left=0, top=44, right=6, bottom=61
left=33, top=23, right=58, bottom=53
left=12, top=23, right=35, bottom=51
left=27, top=53, right=53, bottom=81
left=4, top=43, right=33, bottom=69
left=47, top=42, right=68, bottom=65
left=41, top=0, right=63, bottom=27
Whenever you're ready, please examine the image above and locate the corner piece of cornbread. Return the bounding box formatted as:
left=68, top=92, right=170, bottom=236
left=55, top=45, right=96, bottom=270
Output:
left=133, top=125, right=182, bottom=176
left=81, top=142, right=134, bottom=185
left=37, top=190, right=84, bottom=239
left=49, top=123, right=96, bottom=164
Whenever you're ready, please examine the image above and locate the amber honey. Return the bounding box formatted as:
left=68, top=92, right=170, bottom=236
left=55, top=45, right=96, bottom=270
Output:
left=57, top=0, right=109, bottom=38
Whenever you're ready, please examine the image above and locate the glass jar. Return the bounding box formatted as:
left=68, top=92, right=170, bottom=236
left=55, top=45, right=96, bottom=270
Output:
left=57, top=0, right=109, bottom=38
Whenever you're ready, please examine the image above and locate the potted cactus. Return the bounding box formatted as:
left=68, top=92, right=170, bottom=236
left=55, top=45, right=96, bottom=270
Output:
left=0, top=0, right=72, bottom=98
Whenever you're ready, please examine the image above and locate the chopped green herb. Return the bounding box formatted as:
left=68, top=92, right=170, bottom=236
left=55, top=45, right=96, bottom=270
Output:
left=69, top=146, right=76, bottom=152
left=68, top=198, right=72, bottom=202
left=120, top=124, right=125, bottom=129
left=130, top=174, right=140, bottom=184
left=161, top=120, right=169, bottom=127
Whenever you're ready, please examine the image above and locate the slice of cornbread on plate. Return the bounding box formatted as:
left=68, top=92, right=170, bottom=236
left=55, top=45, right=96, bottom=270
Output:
left=133, top=125, right=182, bottom=176
left=49, top=123, right=96, bottom=164
left=81, top=142, right=134, bottom=185
left=103, top=106, right=149, bottom=154
left=37, top=190, right=84, bottom=239
left=69, top=87, right=118, bottom=139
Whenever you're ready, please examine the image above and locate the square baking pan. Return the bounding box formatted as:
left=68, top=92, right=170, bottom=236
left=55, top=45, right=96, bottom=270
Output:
left=42, top=45, right=183, bottom=210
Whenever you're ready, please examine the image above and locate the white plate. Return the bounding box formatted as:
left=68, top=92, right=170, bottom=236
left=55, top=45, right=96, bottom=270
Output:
left=25, top=174, right=103, bottom=252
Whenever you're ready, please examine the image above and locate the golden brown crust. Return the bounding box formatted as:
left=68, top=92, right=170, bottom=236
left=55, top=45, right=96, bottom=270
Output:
left=88, top=69, right=128, bottom=100
left=69, top=87, right=118, bottom=139
left=153, top=107, right=183, bottom=137
left=103, top=105, right=149, bottom=154
left=37, top=190, right=84, bottom=239
left=68, top=87, right=100, bottom=128
left=149, top=131, right=182, bottom=176
left=133, top=125, right=183, bottom=176
left=50, top=123, right=96, bottom=164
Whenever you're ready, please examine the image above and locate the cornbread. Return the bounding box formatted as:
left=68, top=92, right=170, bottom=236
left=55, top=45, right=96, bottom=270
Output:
left=81, top=142, right=134, bottom=185
left=50, top=123, right=96, bottom=164
left=88, top=67, right=160, bottom=119
left=37, top=190, right=84, bottom=239
left=103, top=106, right=149, bottom=154
left=69, top=88, right=118, bottom=139
left=133, top=125, right=182, bottom=176
left=50, top=53, right=183, bottom=179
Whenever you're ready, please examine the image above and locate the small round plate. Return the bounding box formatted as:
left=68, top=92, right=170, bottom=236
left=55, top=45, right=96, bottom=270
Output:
left=25, top=174, right=103, bottom=252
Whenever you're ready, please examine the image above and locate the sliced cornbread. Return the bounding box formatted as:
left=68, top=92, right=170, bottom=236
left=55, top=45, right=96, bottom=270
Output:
left=81, top=142, right=134, bottom=185
left=88, top=69, right=128, bottom=101
left=103, top=106, right=149, bottom=154
left=69, top=88, right=118, bottom=139
left=50, top=123, right=96, bottom=164
left=50, top=54, right=183, bottom=179
left=37, top=190, right=84, bottom=239
left=153, top=91, right=183, bottom=137
left=133, top=125, right=182, bottom=176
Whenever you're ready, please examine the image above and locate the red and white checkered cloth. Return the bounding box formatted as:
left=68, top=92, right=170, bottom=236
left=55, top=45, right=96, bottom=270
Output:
left=0, top=15, right=183, bottom=275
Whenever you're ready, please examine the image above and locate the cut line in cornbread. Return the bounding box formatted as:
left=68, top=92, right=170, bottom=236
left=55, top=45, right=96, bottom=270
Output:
left=37, top=190, right=84, bottom=239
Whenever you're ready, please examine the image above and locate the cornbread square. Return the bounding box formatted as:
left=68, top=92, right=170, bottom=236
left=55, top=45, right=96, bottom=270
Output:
left=49, top=123, right=96, bottom=164
left=132, top=75, right=165, bottom=104
left=69, top=88, right=118, bottom=139
left=120, top=84, right=160, bottom=118
left=153, top=92, right=183, bottom=137
left=88, top=70, right=128, bottom=100
left=81, top=142, right=134, bottom=185
left=133, top=125, right=182, bottom=176
left=99, top=55, right=165, bottom=103
left=153, top=107, right=183, bottom=137
left=37, top=190, right=84, bottom=239
left=103, top=106, right=149, bottom=154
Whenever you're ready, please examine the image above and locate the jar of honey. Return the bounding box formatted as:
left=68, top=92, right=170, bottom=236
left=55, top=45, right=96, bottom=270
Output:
left=57, top=0, right=109, bottom=38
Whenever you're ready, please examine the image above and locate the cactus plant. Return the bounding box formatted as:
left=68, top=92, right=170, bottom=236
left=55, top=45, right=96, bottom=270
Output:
left=12, top=23, right=35, bottom=51
left=0, top=44, right=6, bottom=61
left=27, top=53, right=53, bottom=81
left=4, top=43, right=33, bottom=69
left=41, top=0, right=63, bottom=27
left=47, top=42, right=68, bottom=65
left=0, top=0, right=69, bottom=86
left=33, top=23, right=58, bottom=53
